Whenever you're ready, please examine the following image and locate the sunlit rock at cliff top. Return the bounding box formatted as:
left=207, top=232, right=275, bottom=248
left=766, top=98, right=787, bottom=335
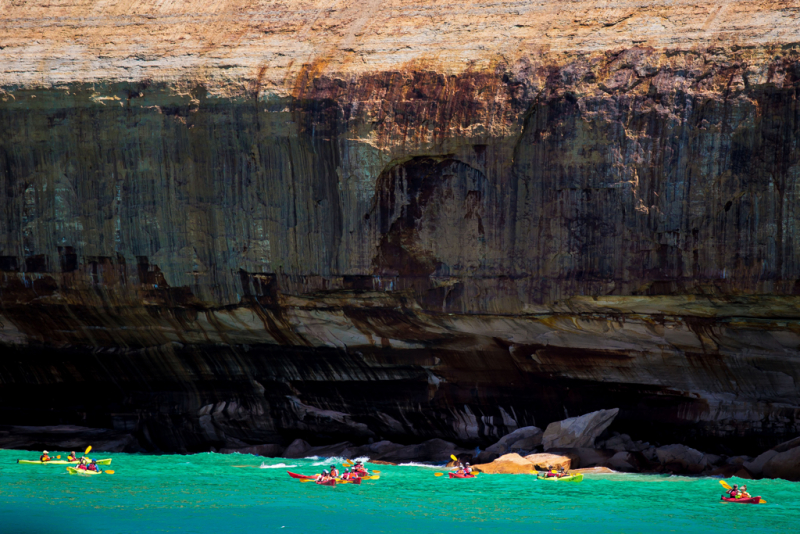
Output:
left=0, top=1, right=799, bottom=454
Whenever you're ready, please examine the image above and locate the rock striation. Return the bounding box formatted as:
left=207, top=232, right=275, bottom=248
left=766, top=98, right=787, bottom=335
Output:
left=1, top=1, right=800, bottom=453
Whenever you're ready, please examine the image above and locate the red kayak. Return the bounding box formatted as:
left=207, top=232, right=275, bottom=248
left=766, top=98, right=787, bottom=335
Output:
left=287, top=471, right=317, bottom=480
left=316, top=479, right=336, bottom=487
left=721, top=496, right=762, bottom=504
left=340, top=476, right=362, bottom=485
left=449, top=472, right=475, bottom=479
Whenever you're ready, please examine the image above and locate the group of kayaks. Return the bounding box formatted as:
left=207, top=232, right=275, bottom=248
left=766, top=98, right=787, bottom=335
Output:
left=288, top=460, right=381, bottom=487
left=17, top=446, right=114, bottom=476
left=16, top=448, right=767, bottom=504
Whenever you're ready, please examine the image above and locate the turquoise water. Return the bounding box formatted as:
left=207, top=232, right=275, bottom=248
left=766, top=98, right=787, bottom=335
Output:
left=1, top=449, right=798, bottom=533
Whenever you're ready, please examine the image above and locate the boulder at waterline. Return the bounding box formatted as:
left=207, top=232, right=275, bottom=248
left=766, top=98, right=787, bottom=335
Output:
left=524, top=451, right=579, bottom=471
left=542, top=409, right=619, bottom=450
left=475, top=426, right=543, bottom=463
left=282, top=439, right=311, bottom=459
left=762, top=443, right=800, bottom=481
left=473, top=453, right=536, bottom=474
left=743, top=450, right=779, bottom=477
left=655, top=444, right=708, bottom=474
left=607, top=451, right=642, bottom=472
left=598, top=433, right=637, bottom=452
left=378, top=439, right=468, bottom=463
left=573, top=447, right=616, bottom=468
left=0, top=425, right=142, bottom=453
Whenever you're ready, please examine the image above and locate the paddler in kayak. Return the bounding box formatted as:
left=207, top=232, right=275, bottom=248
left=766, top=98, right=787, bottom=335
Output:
left=318, top=470, right=332, bottom=483
left=86, top=459, right=100, bottom=473
left=353, top=461, right=369, bottom=476
left=341, top=468, right=352, bottom=481
left=329, top=465, right=340, bottom=478
left=725, top=484, right=739, bottom=499
left=39, top=451, right=51, bottom=462
left=67, top=452, right=77, bottom=462
left=738, top=485, right=751, bottom=498
left=77, top=458, right=89, bottom=471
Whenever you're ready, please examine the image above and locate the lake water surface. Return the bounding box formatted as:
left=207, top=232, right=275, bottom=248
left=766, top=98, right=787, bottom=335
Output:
left=1, top=449, right=797, bottom=533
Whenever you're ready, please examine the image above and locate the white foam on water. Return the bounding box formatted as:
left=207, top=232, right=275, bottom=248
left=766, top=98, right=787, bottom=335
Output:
left=303, top=456, right=321, bottom=461
left=311, top=455, right=371, bottom=466
left=260, top=462, right=298, bottom=469
left=397, top=462, right=445, bottom=468
left=312, top=456, right=347, bottom=466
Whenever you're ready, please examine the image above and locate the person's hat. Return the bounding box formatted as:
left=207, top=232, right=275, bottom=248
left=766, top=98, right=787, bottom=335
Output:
left=43, top=451, right=49, bottom=454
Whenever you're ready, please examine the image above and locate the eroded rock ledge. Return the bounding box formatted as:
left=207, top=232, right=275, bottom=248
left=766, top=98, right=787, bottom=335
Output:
left=1, top=1, right=799, bottom=453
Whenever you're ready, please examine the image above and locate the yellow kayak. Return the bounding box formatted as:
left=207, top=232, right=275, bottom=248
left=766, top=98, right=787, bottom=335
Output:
left=537, top=473, right=583, bottom=482
left=66, top=466, right=103, bottom=476
left=18, top=458, right=112, bottom=466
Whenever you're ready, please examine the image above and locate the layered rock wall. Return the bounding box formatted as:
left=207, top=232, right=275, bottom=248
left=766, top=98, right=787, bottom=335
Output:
left=1, top=1, right=800, bottom=453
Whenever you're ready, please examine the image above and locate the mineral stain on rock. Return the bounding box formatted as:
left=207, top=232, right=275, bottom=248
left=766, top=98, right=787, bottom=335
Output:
left=0, top=1, right=799, bottom=454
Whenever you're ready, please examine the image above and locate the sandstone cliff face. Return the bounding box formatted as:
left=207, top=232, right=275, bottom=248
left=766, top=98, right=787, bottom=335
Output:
left=1, top=1, right=800, bottom=453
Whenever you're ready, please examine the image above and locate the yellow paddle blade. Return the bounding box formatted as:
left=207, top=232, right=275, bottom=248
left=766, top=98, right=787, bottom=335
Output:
left=344, top=460, right=353, bottom=467
left=84, top=446, right=92, bottom=456
left=104, top=470, right=114, bottom=474
left=371, top=470, right=380, bottom=474
left=719, top=480, right=732, bottom=491
left=759, top=499, right=766, bottom=504
left=450, top=454, right=458, bottom=462
left=434, top=473, right=444, bottom=477
left=56, top=455, right=61, bottom=459
left=300, top=478, right=315, bottom=483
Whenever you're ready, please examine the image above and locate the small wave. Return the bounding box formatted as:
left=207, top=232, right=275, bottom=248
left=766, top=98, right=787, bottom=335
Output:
left=312, top=456, right=369, bottom=466
left=398, top=462, right=443, bottom=468
left=304, top=456, right=321, bottom=461
left=260, top=462, right=297, bottom=469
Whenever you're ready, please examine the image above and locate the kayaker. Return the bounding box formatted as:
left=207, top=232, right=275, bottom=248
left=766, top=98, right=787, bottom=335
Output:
left=726, top=484, right=739, bottom=499
left=739, top=485, right=751, bottom=498
left=353, top=460, right=368, bottom=475
left=330, top=465, right=339, bottom=478
left=87, top=460, right=100, bottom=473
left=39, top=451, right=51, bottom=462
left=67, top=452, right=77, bottom=462
left=319, top=470, right=331, bottom=483
left=77, top=458, right=89, bottom=471
left=464, top=463, right=473, bottom=475
left=341, top=468, right=351, bottom=480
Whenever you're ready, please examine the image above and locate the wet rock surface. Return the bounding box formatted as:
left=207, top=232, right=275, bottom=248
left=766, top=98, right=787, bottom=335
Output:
left=543, top=409, right=619, bottom=450
left=0, top=425, right=141, bottom=453
left=0, top=1, right=800, bottom=454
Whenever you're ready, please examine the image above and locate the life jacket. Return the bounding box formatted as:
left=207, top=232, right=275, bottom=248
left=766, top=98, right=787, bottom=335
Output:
left=67, top=456, right=76, bottom=462
left=88, top=464, right=98, bottom=472
left=78, top=464, right=88, bottom=470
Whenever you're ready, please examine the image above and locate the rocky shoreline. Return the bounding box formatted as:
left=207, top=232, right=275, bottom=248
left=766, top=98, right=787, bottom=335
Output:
left=5, top=408, right=798, bottom=482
